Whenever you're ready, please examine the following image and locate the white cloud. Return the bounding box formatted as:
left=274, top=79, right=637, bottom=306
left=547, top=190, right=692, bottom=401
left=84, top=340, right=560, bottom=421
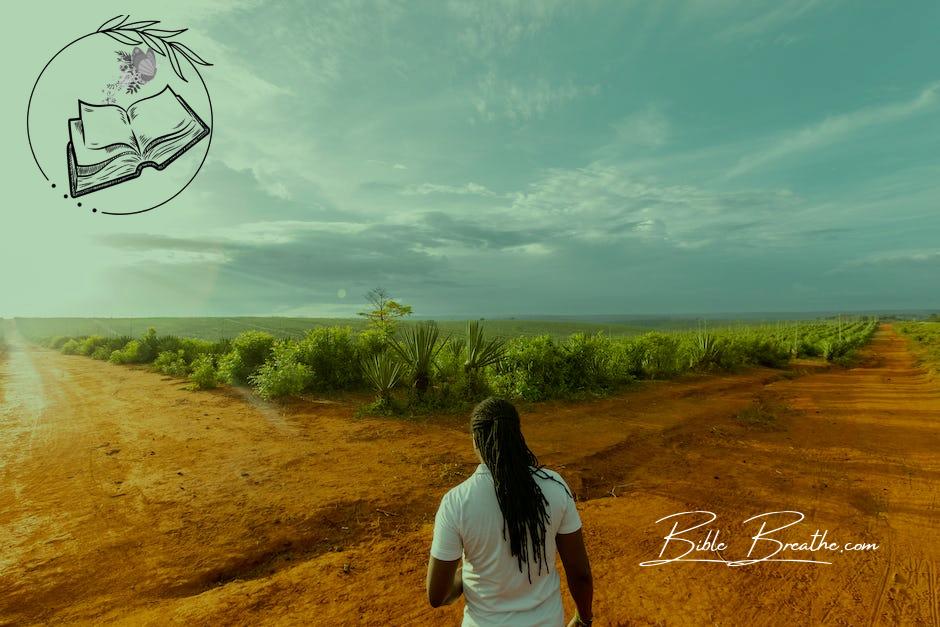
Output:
left=726, top=82, right=940, bottom=178
left=448, top=0, right=565, bottom=59
left=473, top=71, right=599, bottom=122
left=438, top=161, right=807, bottom=250
left=717, top=0, right=830, bottom=40
left=836, top=249, right=940, bottom=270
left=505, top=242, right=552, bottom=255
left=403, top=182, right=498, bottom=197
left=611, top=107, right=671, bottom=148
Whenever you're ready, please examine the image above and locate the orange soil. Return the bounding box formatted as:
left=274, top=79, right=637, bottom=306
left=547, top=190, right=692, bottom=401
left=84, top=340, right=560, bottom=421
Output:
left=0, top=324, right=937, bottom=625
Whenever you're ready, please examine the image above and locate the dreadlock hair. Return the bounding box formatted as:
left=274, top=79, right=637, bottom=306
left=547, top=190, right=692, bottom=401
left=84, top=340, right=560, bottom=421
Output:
left=471, top=397, right=571, bottom=583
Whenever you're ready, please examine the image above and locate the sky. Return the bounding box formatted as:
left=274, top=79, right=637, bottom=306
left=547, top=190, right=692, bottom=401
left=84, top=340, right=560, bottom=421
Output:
left=2, top=0, right=940, bottom=318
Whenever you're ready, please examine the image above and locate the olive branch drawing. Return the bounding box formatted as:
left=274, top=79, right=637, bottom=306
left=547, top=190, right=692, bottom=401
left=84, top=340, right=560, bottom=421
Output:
left=97, top=15, right=212, bottom=82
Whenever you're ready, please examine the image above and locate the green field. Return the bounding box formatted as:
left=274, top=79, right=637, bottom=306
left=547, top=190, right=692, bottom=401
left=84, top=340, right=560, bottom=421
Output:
left=11, top=315, right=858, bottom=343
left=12, top=316, right=689, bottom=342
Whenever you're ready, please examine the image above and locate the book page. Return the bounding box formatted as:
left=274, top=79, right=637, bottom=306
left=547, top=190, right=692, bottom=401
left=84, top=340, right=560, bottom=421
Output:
left=69, top=118, right=140, bottom=193
left=69, top=119, right=137, bottom=168
left=127, top=87, right=194, bottom=153
left=77, top=101, right=139, bottom=152
left=141, top=118, right=206, bottom=166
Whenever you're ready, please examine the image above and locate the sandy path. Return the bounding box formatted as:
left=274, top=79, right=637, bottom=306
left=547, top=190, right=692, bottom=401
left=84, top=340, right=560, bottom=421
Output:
left=0, top=324, right=936, bottom=625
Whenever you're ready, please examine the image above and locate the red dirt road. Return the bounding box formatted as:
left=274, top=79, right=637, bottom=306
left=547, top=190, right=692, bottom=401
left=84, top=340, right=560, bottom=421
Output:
left=0, top=324, right=937, bottom=625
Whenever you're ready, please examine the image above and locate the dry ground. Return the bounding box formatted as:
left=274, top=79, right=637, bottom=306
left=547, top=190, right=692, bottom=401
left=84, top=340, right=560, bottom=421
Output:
left=0, top=324, right=936, bottom=625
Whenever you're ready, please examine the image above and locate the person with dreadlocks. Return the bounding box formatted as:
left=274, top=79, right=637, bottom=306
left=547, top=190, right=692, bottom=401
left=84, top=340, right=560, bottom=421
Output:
left=426, top=397, right=594, bottom=626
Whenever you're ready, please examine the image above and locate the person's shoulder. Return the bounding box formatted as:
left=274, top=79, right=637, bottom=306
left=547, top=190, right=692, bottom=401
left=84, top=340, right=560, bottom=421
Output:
left=441, top=468, right=484, bottom=503
left=534, top=466, right=573, bottom=491
left=535, top=465, right=565, bottom=480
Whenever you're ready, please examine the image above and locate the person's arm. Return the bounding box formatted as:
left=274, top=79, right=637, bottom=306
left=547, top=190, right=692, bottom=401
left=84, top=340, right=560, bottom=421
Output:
left=427, top=491, right=464, bottom=608
left=426, top=557, right=463, bottom=607
left=557, top=528, right=593, bottom=626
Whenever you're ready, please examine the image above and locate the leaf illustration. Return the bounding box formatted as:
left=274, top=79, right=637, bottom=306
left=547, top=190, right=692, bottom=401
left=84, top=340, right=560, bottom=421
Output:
left=141, top=28, right=188, bottom=38
left=98, top=15, right=128, bottom=32
left=103, top=30, right=143, bottom=46
left=97, top=17, right=209, bottom=82
left=169, top=41, right=212, bottom=66
left=166, top=46, right=187, bottom=82
left=121, top=20, right=160, bottom=30
left=139, top=31, right=168, bottom=56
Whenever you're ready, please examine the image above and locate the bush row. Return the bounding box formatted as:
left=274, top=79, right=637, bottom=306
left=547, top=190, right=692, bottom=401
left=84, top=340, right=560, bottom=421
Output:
left=40, top=319, right=878, bottom=406
left=40, top=326, right=380, bottom=396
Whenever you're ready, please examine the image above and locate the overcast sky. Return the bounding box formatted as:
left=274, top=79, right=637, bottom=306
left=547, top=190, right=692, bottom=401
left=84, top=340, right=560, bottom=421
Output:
left=3, top=0, right=940, bottom=317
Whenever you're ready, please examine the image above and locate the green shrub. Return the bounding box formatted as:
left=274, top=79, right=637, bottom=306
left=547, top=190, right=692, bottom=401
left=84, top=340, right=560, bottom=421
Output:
left=250, top=341, right=312, bottom=399
left=61, top=339, right=82, bottom=355
left=109, top=340, right=145, bottom=364
left=91, top=346, right=111, bottom=360
left=562, top=332, right=617, bottom=391
left=680, top=331, right=723, bottom=371
left=741, top=336, right=789, bottom=368
left=136, top=327, right=160, bottom=363
left=464, top=321, right=505, bottom=394
left=361, top=351, right=404, bottom=406
left=179, top=337, right=216, bottom=362
left=189, top=354, right=219, bottom=390
left=356, top=328, right=387, bottom=360
left=153, top=350, right=190, bottom=377
left=391, top=322, right=446, bottom=396
left=155, top=334, right=183, bottom=355
left=294, top=326, right=360, bottom=389
left=631, top=332, right=681, bottom=379
left=49, top=336, right=70, bottom=350
left=492, top=335, right=568, bottom=401
left=491, top=332, right=628, bottom=400
left=217, top=331, right=276, bottom=385
left=78, top=335, right=107, bottom=357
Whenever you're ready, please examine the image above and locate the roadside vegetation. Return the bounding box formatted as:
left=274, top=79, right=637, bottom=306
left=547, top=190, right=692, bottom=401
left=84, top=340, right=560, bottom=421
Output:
left=896, top=321, right=940, bottom=376
left=26, top=292, right=878, bottom=414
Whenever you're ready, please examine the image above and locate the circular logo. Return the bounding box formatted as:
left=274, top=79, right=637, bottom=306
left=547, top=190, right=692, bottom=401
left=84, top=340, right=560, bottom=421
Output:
left=27, top=15, right=213, bottom=216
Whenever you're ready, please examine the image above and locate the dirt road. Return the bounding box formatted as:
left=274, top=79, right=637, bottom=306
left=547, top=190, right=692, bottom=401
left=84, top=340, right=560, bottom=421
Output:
left=0, top=324, right=937, bottom=625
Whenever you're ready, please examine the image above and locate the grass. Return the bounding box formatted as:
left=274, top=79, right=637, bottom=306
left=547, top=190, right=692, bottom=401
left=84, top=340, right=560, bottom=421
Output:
left=896, top=321, right=940, bottom=376
left=13, top=315, right=872, bottom=343
left=13, top=316, right=657, bottom=342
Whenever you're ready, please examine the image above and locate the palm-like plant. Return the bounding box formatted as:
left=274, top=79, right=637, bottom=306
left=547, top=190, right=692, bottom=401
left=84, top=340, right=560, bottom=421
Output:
left=686, top=324, right=720, bottom=370
left=391, top=321, right=446, bottom=396
left=464, top=320, right=504, bottom=392
left=361, top=352, right=404, bottom=405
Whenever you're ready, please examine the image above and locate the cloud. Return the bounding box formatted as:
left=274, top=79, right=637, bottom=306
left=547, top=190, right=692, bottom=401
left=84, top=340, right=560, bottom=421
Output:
left=594, top=107, right=672, bottom=157
left=473, top=72, right=600, bottom=122
left=402, top=182, right=498, bottom=197
left=447, top=0, right=565, bottom=60
left=726, top=82, right=940, bottom=178
left=834, top=249, right=940, bottom=271
left=503, top=161, right=806, bottom=249
left=717, top=0, right=831, bottom=40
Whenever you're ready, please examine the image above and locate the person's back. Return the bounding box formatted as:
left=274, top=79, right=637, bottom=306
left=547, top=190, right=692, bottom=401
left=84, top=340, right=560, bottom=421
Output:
left=432, top=463, right=581, bottom=625
left=426, top=397, right=594, bottom=627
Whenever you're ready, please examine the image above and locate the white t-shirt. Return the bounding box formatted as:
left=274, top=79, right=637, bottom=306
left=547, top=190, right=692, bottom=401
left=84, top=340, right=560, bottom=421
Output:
left=430, top=464, right=582, bottom=627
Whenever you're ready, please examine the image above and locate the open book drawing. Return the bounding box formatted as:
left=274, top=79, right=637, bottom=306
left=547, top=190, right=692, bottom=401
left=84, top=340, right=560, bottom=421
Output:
left=67, top=85, right=210, bottom=197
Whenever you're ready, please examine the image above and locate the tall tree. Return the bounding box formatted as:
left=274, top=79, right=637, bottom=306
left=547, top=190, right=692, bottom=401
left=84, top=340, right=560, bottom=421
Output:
left=358, top=287, right=413, bottom=343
